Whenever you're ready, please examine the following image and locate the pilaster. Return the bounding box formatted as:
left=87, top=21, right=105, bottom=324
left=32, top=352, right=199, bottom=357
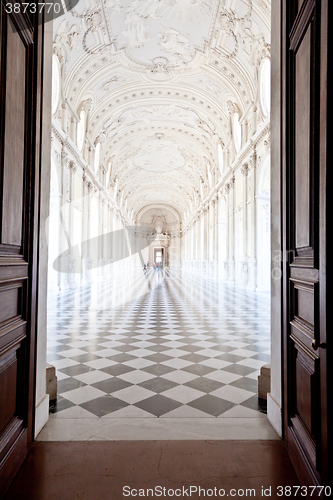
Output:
left=228, top=176, right=235, bottom=283
left=241, top=164, right=249, bottom=288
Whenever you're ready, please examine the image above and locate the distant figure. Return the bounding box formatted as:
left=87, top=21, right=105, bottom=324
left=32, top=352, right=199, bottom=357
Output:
left=143, top=264, right=147, bottom=273
left=146, top=261, right=149, bottom=269
left=153, top=262, right=156, bottom=271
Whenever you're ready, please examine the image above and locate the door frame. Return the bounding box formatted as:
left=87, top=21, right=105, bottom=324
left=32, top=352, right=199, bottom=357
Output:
left=0, top=7, right=52, bottom=496
left=33, top=15, right=53, bottom=439
left=274, top=0, right=330, bottom=488
left=2, top=0, right=329, bottom=492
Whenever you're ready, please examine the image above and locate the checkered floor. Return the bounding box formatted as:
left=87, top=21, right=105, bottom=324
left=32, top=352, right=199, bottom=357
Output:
left=47, top=269, right=270, bottom=419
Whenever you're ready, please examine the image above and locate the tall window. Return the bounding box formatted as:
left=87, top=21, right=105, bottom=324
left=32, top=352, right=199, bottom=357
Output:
left=218, top=143, right=224, bottom=175
left=259, top=57, right=271, bottom=118
left=94, top=142, right=101, bottom=173
left=77, top=109, right=86, bottom=151
left=51, top=54, right=60, bottom=115
left=232, top=113, right=241, bottom=153
left=106, top=161, right=112, bottom=187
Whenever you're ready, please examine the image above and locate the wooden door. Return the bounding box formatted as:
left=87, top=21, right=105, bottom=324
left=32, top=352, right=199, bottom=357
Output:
left=281, top=0, right=329, bottom=489
left=0, top=4, right=45, bottom=496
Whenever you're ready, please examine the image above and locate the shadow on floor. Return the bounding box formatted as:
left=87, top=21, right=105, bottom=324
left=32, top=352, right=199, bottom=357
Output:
left=4, top=440, right=301, bottom=500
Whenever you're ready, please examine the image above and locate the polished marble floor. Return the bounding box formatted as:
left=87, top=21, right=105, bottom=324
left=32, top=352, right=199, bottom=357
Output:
left=46, top=269, right=271, bottom=430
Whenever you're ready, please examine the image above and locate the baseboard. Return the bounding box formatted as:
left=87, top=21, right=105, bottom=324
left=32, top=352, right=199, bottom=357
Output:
left=35, top=394, right=49, bottom=438
left=267, top=392, right=282, bottom=437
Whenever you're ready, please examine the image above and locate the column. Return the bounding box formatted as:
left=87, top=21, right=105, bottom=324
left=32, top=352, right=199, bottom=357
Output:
left=58, top=149, right=68, bottom=290
left=209, top=200, right=215, bottom=276
left=228, top=176, right=235, bottom=282
left=203, top=207, right=208, bottom=274
left=223, top=185, right=229, bottom=280
left=68, top=161, right=77, bottom=287
left=251, top=105, right=258, bottom=136
left=61, top=102, right=67, bottom=132
left=193, top=219, right=198, bottom=273
left=188, top=222, right=193, bottom=272
left=199, top=213, right=204, bottom=274
left=81, top=173, right=88, bottom=283
left=241, top=120, right=247, bottom=149
left=217, top=191, right=226, bottom=279
left=86, top=182, right=94, bottom=282
left=101, top=197, right=106, bottom=276
left=213, top=195, right=219, bottom=278
left=247, top=151, right=257, bottom=290
left=184, top=227, right=188, bottom=270
left=114, top=212, right=121, bottom=273
left=106, top=204, right=111, bottom=275
left=224, top=150, right=230, bottom=173
left=207, top=206, right=211, bottom=274
left=241, top=164, right=249, bottom=288
left=70, top=117, right=77, bottom=143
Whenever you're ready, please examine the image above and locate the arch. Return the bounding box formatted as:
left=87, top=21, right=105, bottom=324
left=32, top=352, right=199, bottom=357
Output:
left=136, top=204, right=181, bottom=223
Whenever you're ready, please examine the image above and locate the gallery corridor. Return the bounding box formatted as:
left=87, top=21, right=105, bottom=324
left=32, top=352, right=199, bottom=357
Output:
left=38, top=270, right=275, bottom=440
left=1, top=0, right=331, bottom=495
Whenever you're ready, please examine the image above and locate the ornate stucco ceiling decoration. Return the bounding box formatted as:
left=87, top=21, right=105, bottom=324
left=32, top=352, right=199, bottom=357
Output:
left=133, top=139, right=185, bottom=172
left=53, top=0, right=271, bottom=220
left=145, top=192, right=173, bottom=202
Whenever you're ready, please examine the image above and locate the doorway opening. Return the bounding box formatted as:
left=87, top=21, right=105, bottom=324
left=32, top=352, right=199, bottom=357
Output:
left=154, top=248, right=164, bottom=268
left=41, top=0, right=275, bottom=441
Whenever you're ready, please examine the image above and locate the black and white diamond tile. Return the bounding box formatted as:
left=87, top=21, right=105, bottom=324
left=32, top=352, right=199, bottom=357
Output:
left=47, top=269, right=270, bottom=419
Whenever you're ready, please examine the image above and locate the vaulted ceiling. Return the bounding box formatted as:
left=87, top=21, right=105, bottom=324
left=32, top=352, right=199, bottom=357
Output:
left=53, top=0, right=271, bottom=220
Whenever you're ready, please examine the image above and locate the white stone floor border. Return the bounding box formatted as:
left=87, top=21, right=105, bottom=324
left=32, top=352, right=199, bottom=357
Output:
left=37, top=416, right=278, bottom=441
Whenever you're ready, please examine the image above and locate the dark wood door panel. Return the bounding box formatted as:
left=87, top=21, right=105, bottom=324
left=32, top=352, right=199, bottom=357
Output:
left=0, top=282, right=24, bottom=324
left=290, top=277, right=317, bottom=350
left=294, top=28, right=311, bottom=252
left=0, top=340, right=26, bottom=477
left=1, top=15, right=27, bottom=246
left=0, top=427, right=27, bottom=498
left=289, top=0, right=317, bottom=266
left=291, top=342, right=319, bottom=464
left=282, top=0, right=328, bottom=489
left=0, top=4, right=44, bottom=496
left=288, top=0, right=320, bottom=461
left=0, top=350, right=18, bottom=432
